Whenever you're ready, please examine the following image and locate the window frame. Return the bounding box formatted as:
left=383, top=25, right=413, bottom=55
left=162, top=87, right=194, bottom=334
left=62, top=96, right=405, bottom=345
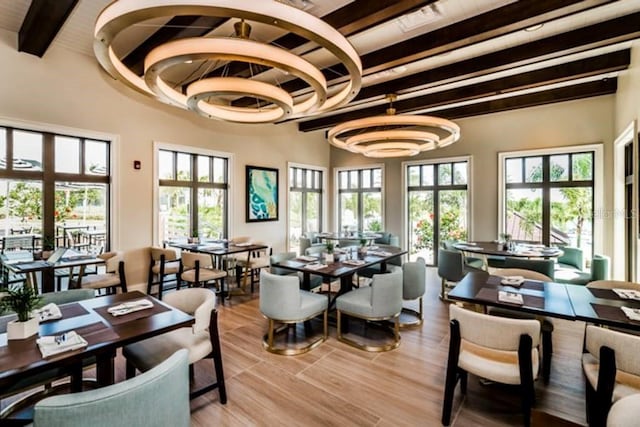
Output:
left=333, top=164, right=385, bottom=233
left=287, top=162, right=327, bottom=250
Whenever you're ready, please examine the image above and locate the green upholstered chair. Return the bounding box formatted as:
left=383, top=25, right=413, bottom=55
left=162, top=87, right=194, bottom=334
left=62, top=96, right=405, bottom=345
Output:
left=442, top=305, right=540, bottom=427
left=591, top=254, right=610, bottom=281
left=503, top=257, right=555, bottom=280
left=374, top=232, right=399, bottom=247
left=33, top=349, right=190, bottom=427
left=441, top=241, right=484, bottom=270
left=123, top=288, right=227, bottom=403
left=556, top=253, right=610, bottom=285
left=336, top=268, right=403, bottom=352
left=554, top=246, right=588, bottom=284
left=557, top=246, right=583, bottom=270
left=259, top=270, right=328, bottom=355
left=299, top=234, right=324, bottom=256
left=400, top=257, right=426, bottom=327
left=437, top=248, right=483, bottom=300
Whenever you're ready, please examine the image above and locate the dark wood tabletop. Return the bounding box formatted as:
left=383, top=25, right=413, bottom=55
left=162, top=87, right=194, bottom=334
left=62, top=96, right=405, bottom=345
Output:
left=452, top=241, right=563, bottom=258
left=0, top=291, right=193, bottom=390
left=565, top=285, right=640, bottom=331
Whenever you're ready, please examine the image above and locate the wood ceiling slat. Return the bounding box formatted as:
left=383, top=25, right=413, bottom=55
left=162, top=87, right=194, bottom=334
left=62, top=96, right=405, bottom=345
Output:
left=234, top=0, right=615, bottom=107
left=18, top=0, right=79, bottom=57
left=298, top=50, right=630, bottom=131
left=123, top=16, right=228, bottom=76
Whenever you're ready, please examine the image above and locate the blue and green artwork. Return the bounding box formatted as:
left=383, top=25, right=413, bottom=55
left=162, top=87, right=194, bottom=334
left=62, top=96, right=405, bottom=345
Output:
left=247, top=166, right=278, bottom=222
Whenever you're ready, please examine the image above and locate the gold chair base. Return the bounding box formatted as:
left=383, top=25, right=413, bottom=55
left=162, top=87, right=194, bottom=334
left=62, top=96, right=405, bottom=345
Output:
left=399, top=308, right=423, bottom=328
left=262, top=312, right=328, bottom=356
left=337, top=310, right=400, bottom=352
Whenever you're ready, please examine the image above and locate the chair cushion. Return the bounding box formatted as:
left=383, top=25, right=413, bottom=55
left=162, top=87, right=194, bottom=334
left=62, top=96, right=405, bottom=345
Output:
left=582, top=353, right=640, bottom=402
left=123, top=328, right=211, bottom=369
left=465, top=256, right=484, bottom=270
left=151, top=262, right=180, bottom=275
left=459, top=340, right=540, bottom=385
left=181, top=268, right=226, bottom=283
left=298, top=291, right=328, bottom=320
left=79, top=274, right=121, bottom=290
left=607, top=394, right=640, bottom=427
left=237, top=255, right=270, bottom=269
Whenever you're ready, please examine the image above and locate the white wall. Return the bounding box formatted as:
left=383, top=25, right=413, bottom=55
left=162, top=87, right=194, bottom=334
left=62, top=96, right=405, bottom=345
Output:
left=0, top=28, right=329, bottom=253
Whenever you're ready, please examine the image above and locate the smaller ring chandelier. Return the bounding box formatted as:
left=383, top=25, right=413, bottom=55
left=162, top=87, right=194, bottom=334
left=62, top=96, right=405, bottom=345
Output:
left=94, top=0, right=362, bottom=124
left=327, top=94, right=461, bottom=158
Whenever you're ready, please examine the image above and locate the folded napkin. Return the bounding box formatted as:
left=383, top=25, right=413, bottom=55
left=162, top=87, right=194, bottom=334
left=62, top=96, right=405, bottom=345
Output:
left=36, top=303, right=62, bottom=321
left=498, top=290, right=524, bottom=305
left=367, top=250, right=393, bottom=257
left=298, top=255, right=317, bottom=262
left=613, top=289, right=640, bottom=301
left=37, top=331, right=88, bottom=358
left=305, top=263, right=328, bottom=270
left=343, top=259, right=365, bottom=266
left=500, top=276, right=525, bottom=286
left=621, top=306, right=640, bottom=321
left=107, top=299, right=154, bottom=316
left=458, top=245, right=481, bottom=251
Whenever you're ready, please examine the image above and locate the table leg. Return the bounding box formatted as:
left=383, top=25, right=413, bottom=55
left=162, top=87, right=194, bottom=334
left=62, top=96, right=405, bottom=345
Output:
left=96, top=350, right=116, bottom=386
left=41, top=268, right=55, bottom=293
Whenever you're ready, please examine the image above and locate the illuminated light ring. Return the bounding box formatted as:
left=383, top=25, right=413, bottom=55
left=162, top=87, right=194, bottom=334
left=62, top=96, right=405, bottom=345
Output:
left=144, top=37, right=326, bottom=121
left=361, top=142, right=422, bottom=158
left=187, top=78, right=291, bottom=123
left=93, top=0, right=362, bottom=120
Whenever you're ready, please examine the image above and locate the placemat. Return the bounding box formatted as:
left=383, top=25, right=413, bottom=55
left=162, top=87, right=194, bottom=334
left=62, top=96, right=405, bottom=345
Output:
left=588, top=288, right=619, bottom=300
left=475, top=287, right=545, bottom=309
left=60, top=303, right=89, bottom=320
left=94, top=298, right=170, bottom=326
left=590, top=303, right=640, bottom=325
left=486, top=275, right=545, bottom=291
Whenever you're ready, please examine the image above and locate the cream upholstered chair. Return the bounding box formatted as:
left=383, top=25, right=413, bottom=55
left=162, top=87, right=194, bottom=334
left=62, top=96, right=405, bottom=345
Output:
left=235, top=241, right=271, bottom=293
left=33, top=349, right=190, bottom=427
left=71, top=251, right=126, bottom=295
left=336, top=268, right=403, bottom=352
left=442, top=305, right=540, bottom=427
left=180, top=252, right=226, bottom=291
left=259, top=270, right=328, bottom=355
left=606, top=393, right=640, bottom=427
left=587, top=280, right=640, bottom=290
left=146, top=247, right=180, bottom=299
left=123, top=288, right=227, bottom=403
left=400, top=257, right=426, bottom=327
left=582, top=325, right=640, bottom=427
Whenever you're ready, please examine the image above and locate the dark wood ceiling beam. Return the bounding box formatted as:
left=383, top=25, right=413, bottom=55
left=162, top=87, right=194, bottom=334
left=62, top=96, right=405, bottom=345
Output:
left=431, top=79, right=617, bottom=122
left=298, top=50, right=630, bottom=132
left=18, top=0, right=79, bottom=57
left=123, top=16, right=227, bottom=76
left=194, top=0, right=435, bottom=82
left=233, top=0, right=615, bottom=108
left=352, top=11, right=640, bottom=103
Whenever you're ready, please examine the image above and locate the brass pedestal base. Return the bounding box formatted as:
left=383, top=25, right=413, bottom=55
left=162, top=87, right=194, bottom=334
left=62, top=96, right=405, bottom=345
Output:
left=262, top=312, right=328, bottom=356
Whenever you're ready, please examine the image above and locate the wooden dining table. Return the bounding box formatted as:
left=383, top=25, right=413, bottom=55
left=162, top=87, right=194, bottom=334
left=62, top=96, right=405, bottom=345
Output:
left=0, top=291, right=194, bottom=393
left=452, top=241, right=564, bottom=259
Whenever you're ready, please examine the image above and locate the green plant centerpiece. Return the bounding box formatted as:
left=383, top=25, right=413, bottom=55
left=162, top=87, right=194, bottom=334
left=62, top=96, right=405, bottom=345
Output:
left=499, top=233, right=513, bottom=251
left=188, top=229, right=200, bottom=244
left=359, top=238, right=368, bottom=254
left=325, top=241, right=335, bottom=263
left=0, top=284, right=42, bottom=340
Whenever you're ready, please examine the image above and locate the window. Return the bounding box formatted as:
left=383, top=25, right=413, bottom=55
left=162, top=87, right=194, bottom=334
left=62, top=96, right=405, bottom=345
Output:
left=157, top=148, right=229, bottom=242
left=288, top=164, right=325, bottom=252
left=0, top=126, right=111, bottom=252
left=406, top=158, right=470, bottom=264
left=501, top=148, right=596, bottom=260
left=336, top=166, right=383, bottom=233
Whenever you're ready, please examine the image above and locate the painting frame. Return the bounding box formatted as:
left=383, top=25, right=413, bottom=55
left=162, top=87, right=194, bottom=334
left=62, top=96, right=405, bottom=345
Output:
left=246, top=165, right=279, bottom=222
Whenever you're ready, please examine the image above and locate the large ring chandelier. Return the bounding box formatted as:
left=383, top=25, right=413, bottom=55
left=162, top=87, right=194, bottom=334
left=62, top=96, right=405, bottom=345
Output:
left=328, top=95, right=461, bottom=158
left=94, top=0, right=362, bottom=123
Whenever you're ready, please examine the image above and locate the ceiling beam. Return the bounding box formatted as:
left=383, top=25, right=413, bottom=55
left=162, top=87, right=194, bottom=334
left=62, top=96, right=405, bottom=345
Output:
left=235, top=0, right=615, bottom=107
left=18, top=0, right=79, bottom=57
left=123, top=16, right=228, bottom=76
left=298, top=49, right=630, bottom=131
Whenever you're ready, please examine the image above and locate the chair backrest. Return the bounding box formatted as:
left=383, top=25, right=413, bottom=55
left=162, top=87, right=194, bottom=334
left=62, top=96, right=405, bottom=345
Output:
left=449, top=304, right=540, bottom=351
left=164, top=288, right=215, bottom=334
left=2, top=235, right=35, bottom=253
left=33, top=349, right=190, bottom=427
left=150, top=247, right=177, bottom=262
left=557, top=246, right=584, bottom=270
left=259, top=270, right=301, bottom=320
left=437, top=248, right=466, bottom=282
left=270, top=252, right=296, bottom=275
left=585, top=325, right=640, bottom=377
left=181, top=252, right=213, bottom=269
left=305, top=244, right=327, bottom=256
left=299, top=237, right=312, bottom=256
left=591, top=254, right=610, bottom=281
left=503, top=257, right=555, bottom=280
left=587, top=280, right=640, bottom=290
left=492, top=268, right=552, bottom=282
left=230, top=236, right=251, bottom=244
left=370, top=268, right=403, bottom=317
left=100, top=251, right=123, bottom=274
left=402, top=257, right=426, bottom=300
left=65, top=230, right=76, bottom=247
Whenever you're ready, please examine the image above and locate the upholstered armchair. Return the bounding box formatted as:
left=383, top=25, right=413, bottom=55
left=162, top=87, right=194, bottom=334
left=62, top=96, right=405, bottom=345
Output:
left=33, top=349, right=190, bottom=427
left=503, top=257, right=555, bottom=280
left=71, top=252, right=126, bottom=295
left=582, top=325, right=640, bottom=427
left=587, top=280, right=640, bottom=291
left=269, top=252, right=322, bottom=291
left=437, top=248, right=483, bottom=300
left=335, top=268, right=403, bottom=352
left=235, top=241, right=271, bottom=293
left=400, top=257, right=426, bottom=327
left=259, top=270, right=328, bottom=355
left=146, top=247, right=180, bottom=299
left=606, top=393, right=640, bottom=427
left=123, top=288, right=227, bottom=403
left=442, top=305, right=540, bottom=427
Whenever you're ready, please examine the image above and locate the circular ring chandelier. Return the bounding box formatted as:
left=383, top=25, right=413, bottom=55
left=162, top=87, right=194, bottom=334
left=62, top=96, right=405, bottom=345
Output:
left=94, top=0, right=362, bottom=124
left=327, top=95, right=461, bottom=158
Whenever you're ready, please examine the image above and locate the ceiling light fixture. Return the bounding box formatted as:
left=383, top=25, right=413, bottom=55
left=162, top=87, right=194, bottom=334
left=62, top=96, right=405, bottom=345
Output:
left=94, top=0, right=362, bottom=123
left=327, top=94, right=461, bottom=158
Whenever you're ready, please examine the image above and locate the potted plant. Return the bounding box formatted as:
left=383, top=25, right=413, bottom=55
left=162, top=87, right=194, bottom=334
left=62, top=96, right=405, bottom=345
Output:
left=188, top=230, right=199, bottom=244
left=35, top=234, right=56, bottom=260
left=325, top=242, right=335, bottom=263
left=499, top=233, right=512, bottom=251
left=0, top=285, right=42, bottom=340
left=359, top=238, right=368, bottom=254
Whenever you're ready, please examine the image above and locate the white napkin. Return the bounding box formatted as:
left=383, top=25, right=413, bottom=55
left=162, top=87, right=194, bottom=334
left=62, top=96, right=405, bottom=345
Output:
left=367, top=250, right=393, bottom=257
left=498, top=290, right=524, bottom=305
left=298, top=255, right=317, bottom=262
left=305, top=263, right=328, bottom=270
left=107, top=299, right=154, bottom=316
left=37, top=331, right=88, bottom=358
left=343, top=259, right=365, bottom=266
left=613, top=289, right=640, bottom=301
left=36, top=303, right=62, bottom=321
left=500, top=276, right=525, bottom=286
left=621, top=306, right=640, bottom=321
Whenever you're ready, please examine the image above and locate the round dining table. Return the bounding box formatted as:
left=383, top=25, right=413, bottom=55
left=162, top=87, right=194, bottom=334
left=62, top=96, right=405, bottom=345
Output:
left=452, top=241, right=564, bottom=258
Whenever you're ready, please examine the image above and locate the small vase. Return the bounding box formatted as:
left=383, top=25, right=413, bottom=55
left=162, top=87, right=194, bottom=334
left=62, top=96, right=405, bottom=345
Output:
left=7, top=317, right=39, bottom=340
left=325, top=253, right=335, bottom=264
